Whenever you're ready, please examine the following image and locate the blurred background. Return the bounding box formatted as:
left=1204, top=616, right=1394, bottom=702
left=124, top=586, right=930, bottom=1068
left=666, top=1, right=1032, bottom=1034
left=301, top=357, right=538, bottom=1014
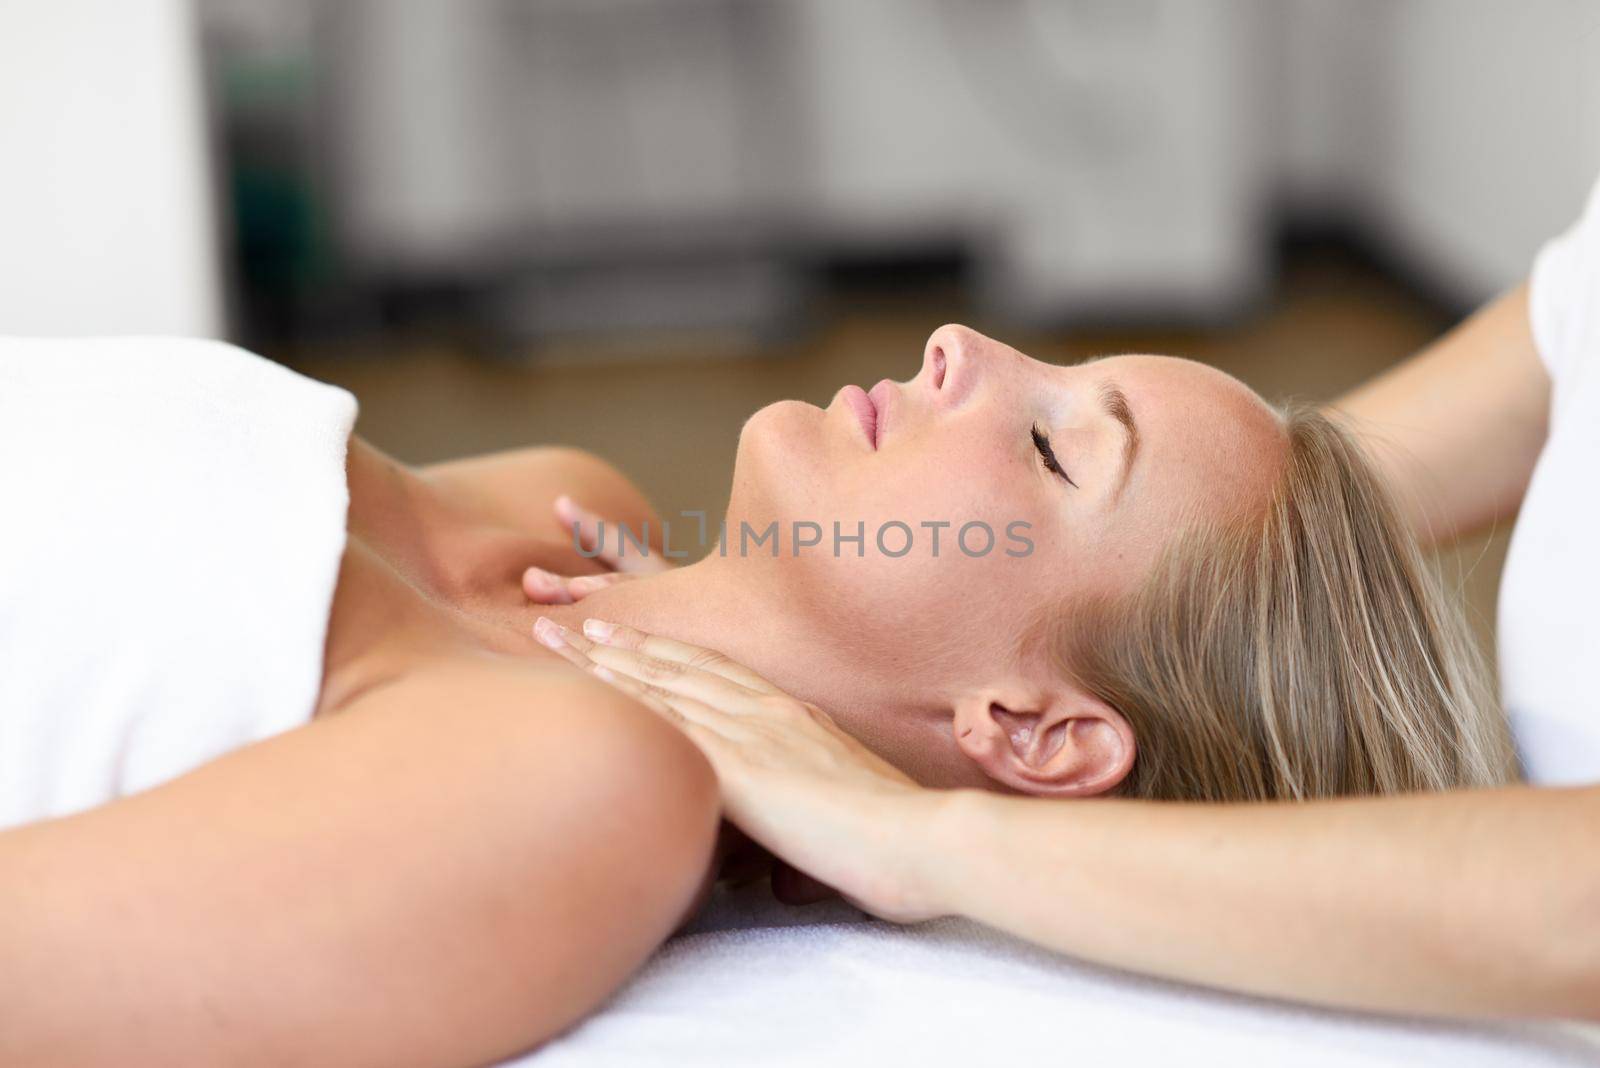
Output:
left=3, top=0, right=1599, bottom=658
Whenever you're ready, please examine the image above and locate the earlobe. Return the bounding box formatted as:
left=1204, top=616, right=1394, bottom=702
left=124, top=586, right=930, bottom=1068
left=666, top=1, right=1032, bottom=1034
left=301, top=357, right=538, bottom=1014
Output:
left=952, top=690, right=1135, bottom=798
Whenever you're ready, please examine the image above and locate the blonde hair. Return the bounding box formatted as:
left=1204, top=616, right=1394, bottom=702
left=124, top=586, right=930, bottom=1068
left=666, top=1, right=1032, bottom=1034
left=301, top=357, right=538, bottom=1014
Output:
left=1052, top=404, right=1519, bottom=802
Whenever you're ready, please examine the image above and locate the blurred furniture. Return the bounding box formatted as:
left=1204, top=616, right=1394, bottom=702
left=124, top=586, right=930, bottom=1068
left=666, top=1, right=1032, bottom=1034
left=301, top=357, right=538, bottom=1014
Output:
left=317, top=0, right=1269, bottom=337
left=200, top=0, right=1600, bottom=346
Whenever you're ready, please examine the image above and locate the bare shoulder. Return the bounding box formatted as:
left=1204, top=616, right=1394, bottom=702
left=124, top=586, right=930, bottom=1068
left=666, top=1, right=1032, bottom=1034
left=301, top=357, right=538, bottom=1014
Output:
left=423, top=446, right=662, bottom=544
left=0, top=650, right=719, bottom=1066
left=349, top=650, right=717, bottom=807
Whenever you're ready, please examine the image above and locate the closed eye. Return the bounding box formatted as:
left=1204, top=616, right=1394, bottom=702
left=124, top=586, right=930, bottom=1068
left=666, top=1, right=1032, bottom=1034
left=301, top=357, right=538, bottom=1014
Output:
left=1031, top=423, right=1077, bottom=488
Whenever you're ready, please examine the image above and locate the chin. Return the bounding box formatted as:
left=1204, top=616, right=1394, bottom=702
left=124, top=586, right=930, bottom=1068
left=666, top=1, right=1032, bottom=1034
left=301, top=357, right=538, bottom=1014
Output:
left=739, top=397, right=821, bottom=443
left=727, top=399, right=831, bottom=531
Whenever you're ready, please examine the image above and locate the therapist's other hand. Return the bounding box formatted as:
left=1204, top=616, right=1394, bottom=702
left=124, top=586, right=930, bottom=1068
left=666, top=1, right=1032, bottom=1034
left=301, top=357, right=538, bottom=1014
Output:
left=522, top=494, right=673, bottom=604
left=531, top=616, right=945, bottom=925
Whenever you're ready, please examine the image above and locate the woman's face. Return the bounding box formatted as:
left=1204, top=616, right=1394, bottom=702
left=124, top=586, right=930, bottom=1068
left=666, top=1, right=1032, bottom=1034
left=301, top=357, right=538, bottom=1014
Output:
left=726, top=324, right=1287, bottom=701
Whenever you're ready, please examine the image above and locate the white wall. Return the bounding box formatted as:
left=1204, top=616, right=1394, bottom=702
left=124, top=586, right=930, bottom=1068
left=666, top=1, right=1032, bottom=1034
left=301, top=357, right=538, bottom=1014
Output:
left=803, top=0, right=1600, bottom=312
left=789, top=0, right=1273, bottom=318
left=1373, top=0, right=1600, bottom=299
left=334, top=0, right=805, bottom=271
left=1279, top=0, right=1600, bottom=303
left=322, top=0, right=1600, bottom=322
left=332, top=0, right=1272, bottom=321
left=0, top=0, right=221, bottom=336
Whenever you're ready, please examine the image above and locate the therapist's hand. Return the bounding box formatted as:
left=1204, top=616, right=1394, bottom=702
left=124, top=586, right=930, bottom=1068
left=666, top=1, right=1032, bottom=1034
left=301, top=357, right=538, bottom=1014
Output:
left=531, top=616, right=949, bottom=924
left=522, top=495, right=674, bottom=604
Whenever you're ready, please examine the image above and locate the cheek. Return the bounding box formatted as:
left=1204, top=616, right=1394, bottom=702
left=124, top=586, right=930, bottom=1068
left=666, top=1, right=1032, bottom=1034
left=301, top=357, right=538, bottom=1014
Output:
left=782, top=545, right=1045, bottom=682
left=855, top=427, right=1018, bottom=528
left=734, top=408, right=1086, bottom=671
left=786, top=470, right=1062, bottom=673
left=830, top=428, right=1044, bottom=590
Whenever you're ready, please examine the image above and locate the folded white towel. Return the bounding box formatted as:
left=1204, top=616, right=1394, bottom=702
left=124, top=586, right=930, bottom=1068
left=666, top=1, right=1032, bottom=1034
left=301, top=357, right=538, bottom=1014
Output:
left=523, top=881, right=1600, bottom=1067
left=0, top=337, right=356, bottom=827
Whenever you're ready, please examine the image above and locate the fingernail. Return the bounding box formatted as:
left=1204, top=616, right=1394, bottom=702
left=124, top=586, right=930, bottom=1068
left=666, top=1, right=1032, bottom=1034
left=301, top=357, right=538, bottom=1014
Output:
left=554, top=495, right=578, bottom=521
left=533, top=616, right=564, bottom=647
left=593, top=665, right=617, bottom=683
left=583, top=618, right=615, bottom=642
left=524, top=567, right=554, bottom=588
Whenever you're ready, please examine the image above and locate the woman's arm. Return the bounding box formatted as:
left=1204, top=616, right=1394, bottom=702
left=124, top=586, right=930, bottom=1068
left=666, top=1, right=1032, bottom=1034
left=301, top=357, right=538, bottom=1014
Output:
left=921, top=784, right=1600, bottom=1022
left=541, top=617, right=1600, bottom=1024
left=1327, top=282, right=1551, bottom=547
left=0, top=658, right=719, bottom=1067
left=427, top=445, right=677, bottom=599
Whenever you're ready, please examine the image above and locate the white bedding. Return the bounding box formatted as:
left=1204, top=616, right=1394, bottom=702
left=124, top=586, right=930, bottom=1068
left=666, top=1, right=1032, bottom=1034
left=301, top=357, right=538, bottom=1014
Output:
left=518, top=881, right=1600, bottom=1067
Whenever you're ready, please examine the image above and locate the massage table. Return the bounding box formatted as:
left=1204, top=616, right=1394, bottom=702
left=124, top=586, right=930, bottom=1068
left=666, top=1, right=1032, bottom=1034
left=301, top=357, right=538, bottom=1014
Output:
left=515, top=880, right=1600, bottom=1066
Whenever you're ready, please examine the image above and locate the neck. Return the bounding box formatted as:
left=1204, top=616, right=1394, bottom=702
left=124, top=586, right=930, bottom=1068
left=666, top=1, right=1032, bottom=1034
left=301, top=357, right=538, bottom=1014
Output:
left=535, top=559, right=971, bottom=786
left=539, top=560, right=871, bottom=717
left=354, top=445, right=980, bottom=787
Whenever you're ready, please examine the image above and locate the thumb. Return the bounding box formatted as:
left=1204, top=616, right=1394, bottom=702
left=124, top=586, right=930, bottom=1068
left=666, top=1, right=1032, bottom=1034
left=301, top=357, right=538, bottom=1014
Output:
left=522, top=566, right=635, bottom=605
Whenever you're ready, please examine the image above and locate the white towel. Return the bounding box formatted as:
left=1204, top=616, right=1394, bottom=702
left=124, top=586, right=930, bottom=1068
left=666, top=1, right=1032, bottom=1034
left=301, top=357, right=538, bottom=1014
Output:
left=522, top=880, right=1600, bottom=1067
left=0, top=336, right=356, bottom=827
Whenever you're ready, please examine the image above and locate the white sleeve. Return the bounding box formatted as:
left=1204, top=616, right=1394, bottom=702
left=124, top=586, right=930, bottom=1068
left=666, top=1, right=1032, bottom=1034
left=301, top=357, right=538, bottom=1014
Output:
left=1528, top=175, right=1600, bottom=383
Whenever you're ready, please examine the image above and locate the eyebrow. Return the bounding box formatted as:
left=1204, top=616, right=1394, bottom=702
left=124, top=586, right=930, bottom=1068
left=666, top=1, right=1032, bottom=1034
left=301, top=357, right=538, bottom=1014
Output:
left=1099, top=379, right=1140, bottom=494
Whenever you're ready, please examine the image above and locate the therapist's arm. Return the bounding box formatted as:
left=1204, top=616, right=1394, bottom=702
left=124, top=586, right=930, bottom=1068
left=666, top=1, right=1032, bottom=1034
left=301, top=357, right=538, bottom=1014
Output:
left=1327, top=282, right=1551, bottom=548
left=920, top=784, right=1600, bottom=1021
left=537, top=618, right=1600, bottom=1023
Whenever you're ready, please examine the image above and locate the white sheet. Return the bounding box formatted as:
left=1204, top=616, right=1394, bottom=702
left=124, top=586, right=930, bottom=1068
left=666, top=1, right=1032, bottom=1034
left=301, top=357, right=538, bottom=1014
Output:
left=518, top=881, right=1600, bottom=1067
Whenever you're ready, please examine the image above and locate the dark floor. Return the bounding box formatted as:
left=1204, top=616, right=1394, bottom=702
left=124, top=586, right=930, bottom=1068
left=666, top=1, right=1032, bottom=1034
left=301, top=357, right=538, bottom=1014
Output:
left=281, top=248, right=1507, bottom=666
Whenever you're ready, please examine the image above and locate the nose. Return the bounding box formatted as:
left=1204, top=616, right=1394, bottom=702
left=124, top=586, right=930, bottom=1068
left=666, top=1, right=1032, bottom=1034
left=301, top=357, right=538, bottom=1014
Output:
left=921, top=323, right=987, bottom=409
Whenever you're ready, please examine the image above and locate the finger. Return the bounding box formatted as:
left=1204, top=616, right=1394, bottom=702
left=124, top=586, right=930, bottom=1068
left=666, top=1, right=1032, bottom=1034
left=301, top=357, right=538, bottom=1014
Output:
left=585, top=665, right=744, bottom=751
left=591, top=665, right=678, bottom=720
left=561, top=626, right=782, bottom=718
left=554, top=496, right=672, bottom=576
left=587, top=650, right=767, bottom=715
left=533, top=615, right=600, bottom=671
left=521, top=567, right=577, bottom=605
left=524, top=568, right=638, bottom=606
left=582, top=660, right=734, bottom=736
left=552, top=622, right=768, bottom=722
left=580, top=618, right=779, bottom=694
left=534, top=618, right=746, bottom=739
left=566, top=572, right=633, bottom=597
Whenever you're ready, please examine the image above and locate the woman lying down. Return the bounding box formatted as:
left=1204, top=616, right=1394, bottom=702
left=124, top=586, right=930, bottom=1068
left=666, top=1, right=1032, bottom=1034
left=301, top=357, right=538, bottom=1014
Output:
left=0, top=326, right=1515, bottom=1066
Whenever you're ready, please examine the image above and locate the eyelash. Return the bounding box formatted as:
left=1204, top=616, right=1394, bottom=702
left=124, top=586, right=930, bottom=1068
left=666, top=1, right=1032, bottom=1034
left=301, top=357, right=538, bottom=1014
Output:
left=1031, top=423, right=1078, bottom=488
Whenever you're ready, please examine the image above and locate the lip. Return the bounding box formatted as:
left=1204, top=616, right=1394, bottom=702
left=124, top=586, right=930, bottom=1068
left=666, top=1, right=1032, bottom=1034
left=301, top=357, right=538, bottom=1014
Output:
left=842, top=384, right=878, bottom=449
left=867, top=379, right=894, bottom=444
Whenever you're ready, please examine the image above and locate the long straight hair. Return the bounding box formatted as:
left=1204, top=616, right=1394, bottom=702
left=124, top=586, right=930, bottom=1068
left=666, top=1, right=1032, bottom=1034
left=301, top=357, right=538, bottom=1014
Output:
left=1052, top=405, right=1519, bottom=802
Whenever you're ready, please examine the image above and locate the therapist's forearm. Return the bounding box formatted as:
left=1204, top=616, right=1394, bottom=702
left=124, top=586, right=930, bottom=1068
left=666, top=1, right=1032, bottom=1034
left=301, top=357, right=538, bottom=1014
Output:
left=1325, top=282, right=1549, bottom=548
left=918, top=785, right=1600, bottom=1021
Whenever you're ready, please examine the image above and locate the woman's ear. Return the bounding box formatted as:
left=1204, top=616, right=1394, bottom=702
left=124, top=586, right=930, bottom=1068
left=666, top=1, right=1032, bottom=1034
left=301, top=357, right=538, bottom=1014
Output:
left=951, top=686, right=1135, bottom=798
